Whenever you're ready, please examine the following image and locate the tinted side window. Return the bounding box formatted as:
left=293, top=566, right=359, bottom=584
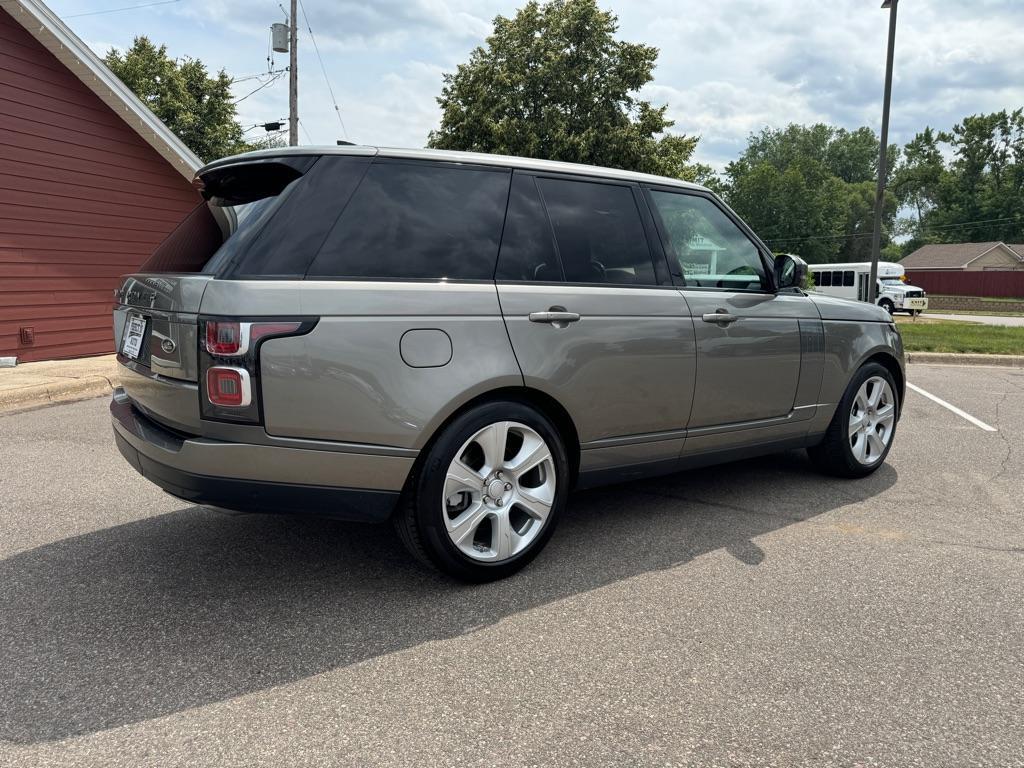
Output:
left=307, top=161, right=510, bottom=280
left=647, top=190, right=767, bottom=291
left=843, top=270, right=855, bottom=287
left=820, top=271, right=833, bottom=286
left=226, top=156, right=370, bottom=278
left=495, top=174, right=561, bottom=281
left=536, top=177, right=656, bottom=285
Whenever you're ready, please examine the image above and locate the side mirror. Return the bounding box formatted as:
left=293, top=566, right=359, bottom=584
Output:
left=773, top=253, right=808, bottom=291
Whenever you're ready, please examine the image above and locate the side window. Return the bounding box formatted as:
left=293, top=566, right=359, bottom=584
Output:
left=812, top=271, right=822, bottom=286
left=495, top=174, right=561, bottom=281
left=647, top=190, right=767, bottom=291
left=307, top=161, right=510, bottom=280
left=820, top=271, right=833, bottom=287
left=536, top=177, right=656, bottom=285
left=843, top=270, right=855, bottom=287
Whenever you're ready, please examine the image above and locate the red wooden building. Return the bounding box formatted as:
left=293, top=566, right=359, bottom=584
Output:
left=0, top=0, right=201, bottom=362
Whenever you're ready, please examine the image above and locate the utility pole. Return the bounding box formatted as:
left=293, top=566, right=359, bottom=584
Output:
left=288, top=0, right=298, bottom=146
left=868, top=0, right=898, bottom=303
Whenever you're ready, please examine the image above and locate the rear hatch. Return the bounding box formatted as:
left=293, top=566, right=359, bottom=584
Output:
left=113, top=154, right=323, bottom=433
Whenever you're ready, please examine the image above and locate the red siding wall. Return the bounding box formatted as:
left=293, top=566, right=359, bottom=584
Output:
left=904, top=270, right=1024, bottom=299
left=0, top=7, right=200, bottom=362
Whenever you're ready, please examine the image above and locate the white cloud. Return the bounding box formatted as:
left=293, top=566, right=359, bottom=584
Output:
left=57, top=0, right=1024, bottom=168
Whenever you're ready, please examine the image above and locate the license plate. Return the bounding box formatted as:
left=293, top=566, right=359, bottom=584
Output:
left=122, top=314, right=147, bottom=360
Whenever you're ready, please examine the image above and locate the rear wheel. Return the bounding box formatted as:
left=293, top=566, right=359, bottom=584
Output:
left=808, top=363, right=898, bottom=478
left=394, top=401, right=569, bottom=582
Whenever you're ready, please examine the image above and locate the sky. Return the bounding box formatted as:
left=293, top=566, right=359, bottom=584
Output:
left=51, top=0, right=1024, bottom=172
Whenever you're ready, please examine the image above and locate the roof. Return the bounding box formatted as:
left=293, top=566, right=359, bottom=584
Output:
left=198, top=145, right=710, bottom=192
left=0, top=0, right=201, bottom=180
left=899, top=242, right=1024, bottom=270
left=807, top=262, right=904, bottom=275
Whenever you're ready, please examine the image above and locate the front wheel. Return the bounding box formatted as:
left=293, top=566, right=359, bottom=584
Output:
left=808, top=362, right=899, bottom=478
left=879, top=299, right=895, bottom=315
left=394, top=401, right=569, bottom=582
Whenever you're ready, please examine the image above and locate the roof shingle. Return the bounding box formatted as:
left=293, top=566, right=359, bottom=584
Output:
left=900, top=242, right=1012, bottom=269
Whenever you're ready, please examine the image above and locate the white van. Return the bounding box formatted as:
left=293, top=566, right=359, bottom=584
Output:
left=807, top=261, right=928, bottom=315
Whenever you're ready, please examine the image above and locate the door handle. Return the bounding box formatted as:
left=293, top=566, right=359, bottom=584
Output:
left=702, top=311, right=739, bottom=325
left=529, top=309, right=581, bottom=327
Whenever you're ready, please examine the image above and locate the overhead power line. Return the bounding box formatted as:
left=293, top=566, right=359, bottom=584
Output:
left=297, top=0, right=348, bottom=139
left=764, top=215, right=1019, bottom=246
left=65, top=0, right=181, bottom=18
left=233, top=72, right=284, bottom=104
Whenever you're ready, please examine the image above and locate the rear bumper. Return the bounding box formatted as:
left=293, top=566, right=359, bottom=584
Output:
left=110, top=390, right=403, bottom=522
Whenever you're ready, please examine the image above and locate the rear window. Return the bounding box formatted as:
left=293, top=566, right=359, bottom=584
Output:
left=138, top=158, right=315, bottom=275
left=306, top=161, right=511, bottom=280
left=137, top=202, right=225, bottom=273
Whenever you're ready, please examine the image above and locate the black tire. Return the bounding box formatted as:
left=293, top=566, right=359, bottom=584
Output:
left=807, top=362, right=899, bottom=478
left=879, top=299, right=895, bottom=315
left=394, top=400, right=569, bottom=582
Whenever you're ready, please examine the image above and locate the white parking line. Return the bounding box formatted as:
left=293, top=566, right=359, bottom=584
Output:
left=906, top=382, right=997, bottom=432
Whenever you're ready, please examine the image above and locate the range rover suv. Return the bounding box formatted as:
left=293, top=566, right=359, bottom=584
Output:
left=111, top=146, right=904, bottom=581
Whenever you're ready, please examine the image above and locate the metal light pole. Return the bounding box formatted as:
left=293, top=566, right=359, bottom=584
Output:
left=868, top=0, right=898, bottom=303
left=288, top=0, right=298, bottom=146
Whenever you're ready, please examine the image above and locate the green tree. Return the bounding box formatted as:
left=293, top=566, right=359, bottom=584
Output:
left=105, top=37, right=252, bottom=163
left=894, top=111, right=1024, bottom=253
left=724, top=123, right=897, bottom=263
left=427, top=0, right=710, bottom=182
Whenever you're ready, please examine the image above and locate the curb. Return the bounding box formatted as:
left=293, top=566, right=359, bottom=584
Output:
left=0, top=375, right=116, bottom=413
left=907, top=352, right=1024, bottom=367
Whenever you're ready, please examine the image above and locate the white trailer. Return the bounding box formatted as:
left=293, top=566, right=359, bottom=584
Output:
left=807, top=261, right=928, bottom=315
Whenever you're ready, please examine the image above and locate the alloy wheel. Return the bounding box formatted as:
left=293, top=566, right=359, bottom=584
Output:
left=848, top=375, right=896, bottom=465
left=441, top=421, right=556, bottom=562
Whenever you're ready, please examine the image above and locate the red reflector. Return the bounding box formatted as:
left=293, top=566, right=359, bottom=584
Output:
left=249, top=322, right=302, bottom=343
left=206, top=366, right=251, bottom=407
left=206, top=321, right=242, bottom=355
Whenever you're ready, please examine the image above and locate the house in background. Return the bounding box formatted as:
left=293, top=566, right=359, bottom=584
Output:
left=0, top=0, right=201, bottom=362
left=900, top=242, right=1024, bottom=272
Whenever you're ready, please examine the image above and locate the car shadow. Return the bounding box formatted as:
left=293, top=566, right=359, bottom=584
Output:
left=0, top=451, right=897, bottom=744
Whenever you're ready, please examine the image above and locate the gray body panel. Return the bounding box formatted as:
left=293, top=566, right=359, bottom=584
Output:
left=257, top=281, right=523, bottom=450
left=680, top=291, right=819, bottom=429
left=496, top=284, right=696, bottom=461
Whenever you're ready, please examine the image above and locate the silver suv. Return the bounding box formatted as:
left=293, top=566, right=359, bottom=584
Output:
left=111, top=146, right=904, bottom=581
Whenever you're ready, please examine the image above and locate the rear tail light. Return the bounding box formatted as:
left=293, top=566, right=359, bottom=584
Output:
left=199, top=317, right=314, bottom=423
left=206, top=366, right=251, bottom=407
left=206, top=321, right=244, bottom=355
left=205, top=321, right=303, bottom=356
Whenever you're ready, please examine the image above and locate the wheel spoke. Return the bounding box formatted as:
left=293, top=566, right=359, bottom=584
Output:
left=851, top=432, right=867, bottom=463
left=492, top=510, right=513, bottom=560
left=866, top=431, right=886, bottom=460
left=475, top=421, right=510, bottom=474
left=867, top=380, right=884, bottom=408
left=875, top=403, right=896, bottom=428
left=849, top=412, right=864, bottom=433
left=506, top=433, right=552, bottom=474
left=515, top=485, right=553, bottom=522
left=854, top=386, right=870, bottom=414
left=445, top=459, right=484, bottom=499
left=447, top=502, right=489, bottom=547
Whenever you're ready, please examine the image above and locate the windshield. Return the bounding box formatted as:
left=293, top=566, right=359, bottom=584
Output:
left=881, top=278, right=904, bottom=285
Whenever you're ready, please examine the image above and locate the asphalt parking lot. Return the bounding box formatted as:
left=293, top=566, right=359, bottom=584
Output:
left=1, top=363, right=1021, bottom=767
